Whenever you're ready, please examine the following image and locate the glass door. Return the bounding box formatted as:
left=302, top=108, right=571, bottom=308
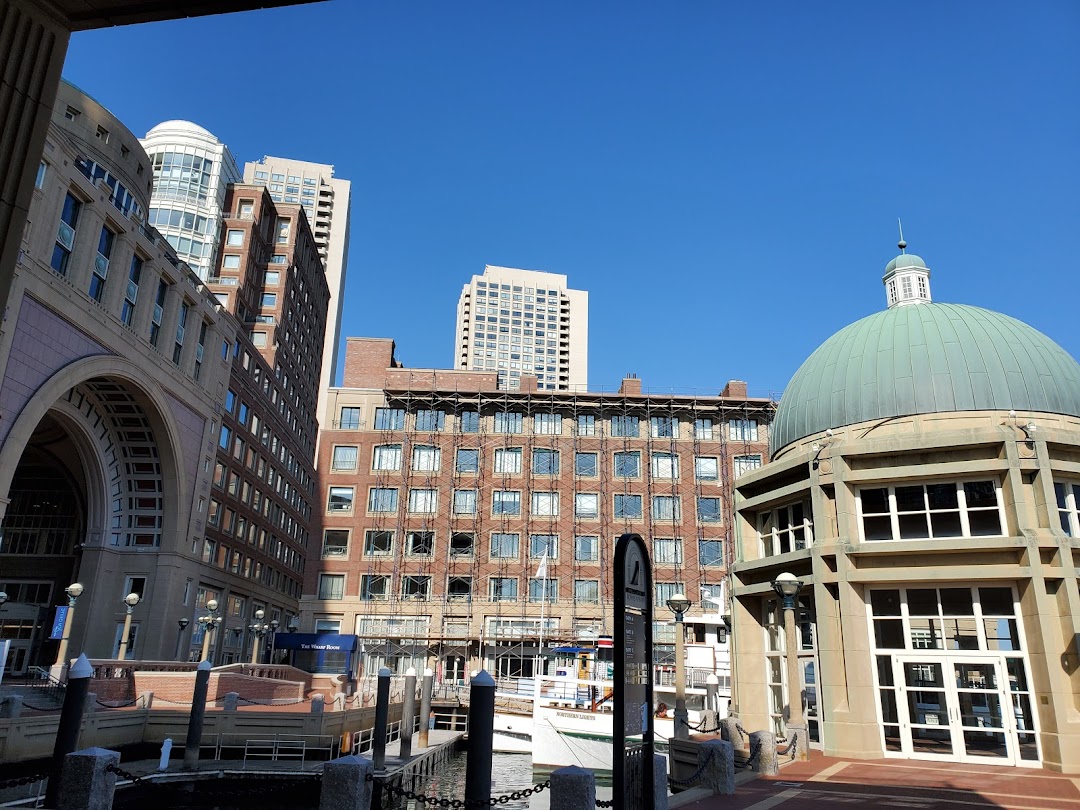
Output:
left=951, top=658, right=1014, bottom=764
left=897, top=658, right=955, bottom=759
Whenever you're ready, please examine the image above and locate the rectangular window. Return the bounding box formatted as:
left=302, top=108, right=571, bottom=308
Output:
left=758, top=501, right=813, bottom=556
left=611, top=415, right=640, bottom=437
left=459, top=411, right=480, bottom=433
left=655, top=581, right=684, bottom=607
left=491, top=533, right=520, bottom=559
left=614, top=494, right=643, bottom=518
left=121, top=254, right=142, bottom=327
left=492, top=490, right=521, bottom=515
left=407, top=531, right=434, bottom=556
left=730, top=419, right=759, bottom=442
left=368, top=487, right=398, bottom=512
left=226, top=229, right=244, bottom=246
left=402, top=575, right=431, bottom=600
left=494, top=447, right=522, bottom=474
left=734, top=454, right=763, bottom=478
left=574, top=579, right=600, bottom=604
left=532, top=448, right=559, bottom=475
left=694, top=418, right=714, bottom=440
left=455, top=448, right=480, bottom=473
left=374, top=407, right=405, bottom=430
left=318, top=574, right=344, bottom=600
left=699, top=539, right=724, bottom=566
left=173, top=302, right=189, bottom=365
left=415, top=409, right=445, bottom=432
left=650, top=416, right=679, bottom=438
left=534, top=413, right=562, bottom=435
left=652, top=495, right=681, bottom=521
left=364, top=530, right=394, bottom=557
left=51, top=192, right=81, bottom=276
left=698, top=497, right=722, bottom=523
left=360, top=575, right=389, bottom=601
left=372, top=444, right=402, bottom=471
left=576, top=415, right=596, bottom=436
left=651, top=452, right=679, bottom=479
left=530, top=533, right=558, bottom=559
left=575, top=452, right=598, bottom=477
left=331, top=446, right=358, bottom=471
left=339, top=407, right=361, bottom=429
left=574, top=535, right=599, bottom=561
left=89, top=225, right=115, bottom=302
left=35, top=160, right=47, bottom=189
left=450, top=532, right=475, bottom=556
left=1055, top=481, right=1080, bottom=536
left=322, top=530, right=349, bottom=558
left=655, top=537, right=683, bottom=564
left=858, top=480, right=1004, bottom=542
left=695, top=456, right=719, bottom=481
left=149, top=279, right=167, bottom=346
left=453, top=489, right=477, bottom=514
left=407, top=488, right=437, bottom=513
left=575, top=493, right=599, bottom=518
left=529, top=578, right=557, bottom=604
left=614, top=451, right=641, bottom=478
left=532, top=491, right=559, bottom=516
left=448, top=576, right=472, bottom=601
left=490, top=577, right=518, bottom=601
left=411, top=445, right=441, bottom=472
left=494, top=411, right=523, bottom=434
left=327, top=486, right=354, bottom=512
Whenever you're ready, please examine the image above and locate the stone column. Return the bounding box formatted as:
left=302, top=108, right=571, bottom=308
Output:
left=57, top=747, right=119, bottom=810
left=310, top=693, right=325, bottom=714
left=749, top=730, right=779, bottom=775
left=222, top=691, right=239, bottom=712
left=698, top=739, right=735, bottom=795
left=319, top=755, right=374, bottom=810
left=550, top=765, right=595, bottom=810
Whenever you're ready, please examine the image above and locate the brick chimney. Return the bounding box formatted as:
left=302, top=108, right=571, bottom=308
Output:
left=619, top=374, right=642, bottom=396
left=721, top=380, right=748, bottom=398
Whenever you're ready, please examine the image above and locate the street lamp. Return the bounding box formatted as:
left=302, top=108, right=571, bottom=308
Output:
left=175, top=618, right=190, bottom=660
left=248, top=609, right=276, bottom=664
left=197, top=599, right=222, bottom=662
left=116, top=592, right=141, bottom=661
left=52, top=582, right=84, bottom=680
left=666, top=592, right=692, bottom=739
left=772, top=572, right=808, bottom=760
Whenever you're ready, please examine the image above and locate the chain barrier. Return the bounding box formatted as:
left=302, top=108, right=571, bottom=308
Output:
left=595, top=801, right=614, bottom=808
left=152, top=697, right=193, bottom=706
left=734, top=722, right=748, bottom=741
left=0, top=768, right=51, bottom=790
left=376, top=777, right=549, bottom=808
left=688, top=716, right=722, bottom=733
left=787, top=734, right=798, bottom=761
left=20, top=701, right=61, bottom=712
left=97, top=698, right=139, bottom=708
left=236, top=696, right=309, bottom=706
left=104, top=762, right=321, bottom=797
left=734, top=737, right=761, bottom=771
left=667, top=746, right=716, bottom=788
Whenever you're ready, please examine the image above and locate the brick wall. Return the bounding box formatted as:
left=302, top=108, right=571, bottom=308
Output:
left=133, top=671, right=305, bottom=704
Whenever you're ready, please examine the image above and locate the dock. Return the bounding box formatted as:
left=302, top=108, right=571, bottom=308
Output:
left=373, top=729, right=464, bottom=782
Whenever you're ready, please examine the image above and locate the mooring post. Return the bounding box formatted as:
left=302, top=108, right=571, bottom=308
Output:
left=45, top=654, right=92, bottom=808
left=464, top=670, right=495, bottom=809
left=417, top=668, right=433, bottom=749
left=699, top=738, right=735, bottom=795
left=57, top=747, right=120, bottom=810
left=183, top=660, right=212, bottom=770
left=705, top=673, right=718, bottom=714
left=550, top=765, right=595, bottom=810
left=400, top=668, right=416, bottom=759
left=372, top=667, right=391, bottom=772
left=749, top=730, right=779, bottom=775
left=320, top=755, right=375, bottom=810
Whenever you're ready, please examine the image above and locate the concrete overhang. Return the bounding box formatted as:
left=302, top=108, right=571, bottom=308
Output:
left=53, top=0, right=326, bottom=31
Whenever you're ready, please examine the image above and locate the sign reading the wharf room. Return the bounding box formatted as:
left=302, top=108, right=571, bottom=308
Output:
left=613, top=533, right=654, bottom=810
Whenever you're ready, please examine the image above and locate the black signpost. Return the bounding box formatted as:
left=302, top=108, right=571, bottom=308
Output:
left=613, top=533, right=654, bottom=810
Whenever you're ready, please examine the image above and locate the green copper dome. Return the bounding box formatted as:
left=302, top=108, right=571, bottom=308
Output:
left=884, top=253, right=928, bottom=274
left=771, top=303, right=1080, bottom=455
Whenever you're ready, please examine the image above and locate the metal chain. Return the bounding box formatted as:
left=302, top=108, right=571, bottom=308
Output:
left=236, top=695, right=308, bottom=705
left=0, top=769, right=51, bottom=789
left=788, top=734, right=798, bottom=761
left=378, top=777, right=550, bottom=807
left=105, top=764, right=320, bottom=796
left=667, top=746, right=716, bottom=788
left=595, top=801, right=614, bottom=808
left=105, top=763, right=146, bottom=784
left=97, top=698, right=139, bottom=708
left=735, top=722, right=748, bottom=741
left=20, top=701, right=62, bottom=712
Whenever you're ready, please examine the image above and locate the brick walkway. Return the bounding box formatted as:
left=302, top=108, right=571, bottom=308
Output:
left=681, top=754, right=1080, bottom=810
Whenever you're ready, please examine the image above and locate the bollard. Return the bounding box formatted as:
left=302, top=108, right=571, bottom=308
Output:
left=182, top=660, right=212, bottom=770
left=748, top=730, right=779, bottom=775
left=222, top=691, right=239, bottom=712
left=83, top=693, right=97, bottom=715
left=550, top=765, right=595, bottom=810
left=0, top=695, right=23, bottom=719
left=139, top=691, right=154, bottom=710
left=464, top=671, right=495, bottom=810
left=785, top=722, right=810, bottom=762
left=705, top=673, right=719, bottom=714
left=653, top=753, right=669, bottom=810
left=699, top=739, right=735, bottom=795
left=320, top=755, right=374, bottom=810
left=418, top=668, right=433, bottom=749
left=310, top=694, right=325, bottom=714
left=400, top=668, right=416, bottom=759
left=45, top=654, right=93, bottom=808
left=372, top=667, right=391, bottom=772
left=57, top=747, right=119, bottom=810
left=159, top=738, right=173, bottom=771
left=720, top=716, right=743, bottom=749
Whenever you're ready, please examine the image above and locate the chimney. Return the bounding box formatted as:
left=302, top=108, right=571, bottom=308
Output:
left=518, top=375, right=538, bottom=393
left=619, top=373, right=642, bottom=397
left=721, top=380, right=748, bottom=399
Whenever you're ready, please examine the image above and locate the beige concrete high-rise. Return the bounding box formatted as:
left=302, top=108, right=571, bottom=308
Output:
left=243, top=156, right=351, bottom=423
left=454, top=265, right=588, bottom=392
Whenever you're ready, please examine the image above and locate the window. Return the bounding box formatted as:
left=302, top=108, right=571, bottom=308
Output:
left=530, top=534, right=558, bottom=559
left=699, top=539, right=724, bottom=566
left=758, top=501, right=813, bottom=555
left=734, top=454, right=762, bottom=478
left=575, top=535, right=599, bottom=561
left=35, top=160, right=47, bottom=189
left=534, top=413, right=562, bottom=435
left=494, top=448, right=522, bottom=474
left=1055, top=481, right=1080, bottom=536
left=51, top=192, right=81, bottom=276
left=327, top=486, right=354, bottom=512
left=655, top=538, right=683, bottom=564
left=411, top=445, right=441, bottom=472
left=490, top=577, right=518, bottom=601
left=574, top=580, right=600, bottom=604
left=459, top=411, right=480, bottom=433
left=360, top=575, right=389, bottom=601
left=364, top=530, right=394, bottom=556
left=650, top=416, right=679, bottom=438
left=368, top=487, right=398, bottom=512
left=575, top=493, right=599, bottom=518
left=402, top=576, right=431, bottom=600
left=694, top=418, right=714, bottom=440
left=698, top=497, right=722, bottom=523
left=331, top=446, right=358, bottom=471
left=322, top=530, right=349, bottom=558
left=121, top=254, right=142, bottom=327
left=695, top=456, right=719, bottom=481
left=448, top=576, right=472, bottom=601
left=611, top=415, right=639, bottom=437
left=375, top=408, right=405, bottom=430
left=529, top=578, right=558, bottom=604
left=858, top=480, right=1003, bottom=542
left=149, top=279, right=167, bottom=346
left=407, top=531, right=434, bottom=556
left=318, top=574, right=344, bottom=600
left=532, top=491, right=559, bottom=516
left=491, top=533, right=519, bottom=559
left=261, top=293, right=277, bottom=307
left=372, top=444, right=402, bottom=471
left=453, top=489, right=477, bottom=514
left=532, top=448, right=559, bottom=475
left=614, top=494, right=642, bottom=518
left=89, top=225, right=114, bottom=302
left=614, top=451, right=640, bottom=478
left=494, top=411, right=523, bottom=434
left=651, top=452, right=679, bottom=479
left=652, top=495, right=681, bottom=521
left=226, top=229, right=244, bottom=246
left=492, top=490, right=521, bottom=515
left=455, top=448, right=480, bottom=473
left=276, top=218, right=291, bottom=243
left=339, top=407, right=361, bottom=429
left=575, top=452, right=598, bottom=477
left=408, top=488, right=437, bottom=513
left=730, top=419, right=759, bottom=441
left=655, top=581, right=684, bottom=607
left=416, top=409, right=445, bottom=431
left=576, top=415, right=596, bottom=436
left=450, top=532, right=475, bottom=557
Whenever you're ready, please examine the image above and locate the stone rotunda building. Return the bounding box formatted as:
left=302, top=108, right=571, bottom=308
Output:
left=729, top=244, right=1080, bottom=773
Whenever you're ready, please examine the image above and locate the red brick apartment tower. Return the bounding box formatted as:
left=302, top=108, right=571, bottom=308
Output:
left=305, top=337, right=773, bottom=682
left=197, top=185, right=329, bottom=663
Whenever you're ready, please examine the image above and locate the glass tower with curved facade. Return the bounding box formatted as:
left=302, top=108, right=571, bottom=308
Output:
left=141, top=121, right=240, bottom=280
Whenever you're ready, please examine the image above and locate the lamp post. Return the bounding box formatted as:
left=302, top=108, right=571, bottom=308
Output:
left=175, top=618, right=190, bottom=661
left=116, top=592, right=141, bottom=661
left=197, top=599, right=222, bottom=662
left=248, top=609, right=275, bottom=664
left=666, top=592, right=692, bottom=739
left=772, top=572, right=808, bottom=760
left=52, top=583, right=84, bottom=680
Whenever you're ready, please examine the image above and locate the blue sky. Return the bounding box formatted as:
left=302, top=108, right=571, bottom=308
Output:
left=64, top=1, right=1079, bottom=399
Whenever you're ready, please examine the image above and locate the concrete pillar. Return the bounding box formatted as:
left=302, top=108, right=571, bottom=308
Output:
left=785, top=722, right=809, bottom=763
left=721, top=716, right=743, bottom=749
left=653, top=753, right=669, bottom=810
left=0, top=695, right=23, bottom=718
left=319, top=755, right=374, bottom=810
left=138, top=691, right=154, bottom=710
left=83, top=692, right=97, bottom=715
left=222, top=691, right=239, bottom=712
left=57, top=747, right=120, bottom=810
left=550, top=765, right=595, bottom=810
left=699, top=739, right=735, bottom=795
left=310, top=693, right=325, bottom=714
left=749, top=730, right=779, bottom=775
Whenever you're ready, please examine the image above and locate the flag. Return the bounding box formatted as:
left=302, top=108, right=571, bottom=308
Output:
left=535, top=553, right=548, bottom=579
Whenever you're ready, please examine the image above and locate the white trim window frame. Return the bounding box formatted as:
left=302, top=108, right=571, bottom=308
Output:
left=856, top=479, right=1006, bottom=543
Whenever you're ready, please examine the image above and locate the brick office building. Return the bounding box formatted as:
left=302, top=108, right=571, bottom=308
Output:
left=303, top=337, right=774, bottom=682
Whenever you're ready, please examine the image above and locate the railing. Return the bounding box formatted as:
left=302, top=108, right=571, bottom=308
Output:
left=11, top=667, right=66, bottom=704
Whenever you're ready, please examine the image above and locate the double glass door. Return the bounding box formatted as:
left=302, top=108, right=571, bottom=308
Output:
left=894, top=654, right=1019, bottom=764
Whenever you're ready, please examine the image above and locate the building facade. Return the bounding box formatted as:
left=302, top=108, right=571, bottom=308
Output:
left=243, top=156, right=352, bottom=422
left=729, top=246, right=1080, bottom=773
left=141, top=120, right=241, bottom=281
left=303, top=337, right=771, bottom=682
left=454, top=265, right=588, bottom=392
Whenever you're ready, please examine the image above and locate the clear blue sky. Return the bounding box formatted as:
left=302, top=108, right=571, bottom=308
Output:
left=64, top=1, right=1079, bottom=399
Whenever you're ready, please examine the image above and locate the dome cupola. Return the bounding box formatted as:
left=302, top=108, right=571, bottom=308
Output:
left=883, top=225, right=931, bottom=307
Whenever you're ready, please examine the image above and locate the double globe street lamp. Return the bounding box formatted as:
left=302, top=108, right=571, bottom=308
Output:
left=666, top=592, right=692, bottom=740
left=52, top=582, right=84, bottom=679
left=772, top=571, right=808, bottom=761
left=198, top=599, right=223, bottom=662
left=248, top=609, right=279, bottom=664
left=116, top=592, right=142, bottom=661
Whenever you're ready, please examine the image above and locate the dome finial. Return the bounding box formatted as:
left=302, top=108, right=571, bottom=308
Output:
left=897, top=217, right=907, bottom=252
